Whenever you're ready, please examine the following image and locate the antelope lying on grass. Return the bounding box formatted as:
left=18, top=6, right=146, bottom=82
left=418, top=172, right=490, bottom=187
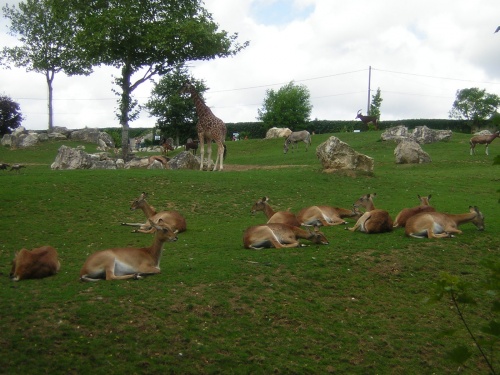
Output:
left=10, top=246, right=60, bottom=281
left=251, top=197, right=301, bottom=227
left=347, top=193, right=393, bottom=234
left=148, top=155, right=169, bottom=168
left=405, top=206, right=484, bottom=238
left=243, top=223, right=329, bottom=249
left=393, top=195, right=435, bottom=228
left=470, top=130, right=500, bottom=155
left=297, top=205, right=361, bottom=227
left=122, top=192, right=187, bottom=233
left=80, top=219, right=178, bottom=281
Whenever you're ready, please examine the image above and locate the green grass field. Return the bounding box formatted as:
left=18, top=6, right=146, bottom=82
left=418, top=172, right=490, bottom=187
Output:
left=0, top=130, right=498, bottom=374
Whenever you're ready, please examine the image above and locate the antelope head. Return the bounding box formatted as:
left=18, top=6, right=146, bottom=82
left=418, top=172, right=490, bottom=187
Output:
left=356, top=109, right=362, bottom=119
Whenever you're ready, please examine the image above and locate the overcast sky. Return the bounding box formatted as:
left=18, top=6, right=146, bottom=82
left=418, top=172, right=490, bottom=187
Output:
left=1, top=0, right=499, bottom=131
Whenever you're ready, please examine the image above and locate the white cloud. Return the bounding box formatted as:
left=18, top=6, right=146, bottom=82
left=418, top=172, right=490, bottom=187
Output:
left=1, top=0, right=499, bottom=131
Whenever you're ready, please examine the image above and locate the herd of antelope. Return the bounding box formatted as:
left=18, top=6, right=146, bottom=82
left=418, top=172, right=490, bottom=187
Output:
left=9, top=191, right=485, bottom=282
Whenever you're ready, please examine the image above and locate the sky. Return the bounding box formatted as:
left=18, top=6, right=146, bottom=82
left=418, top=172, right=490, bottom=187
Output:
left=0, top=0, right=499, bottom=131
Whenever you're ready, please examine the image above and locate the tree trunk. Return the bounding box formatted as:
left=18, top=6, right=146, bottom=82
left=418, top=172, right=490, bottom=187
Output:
left=46, top=70, right=55, bottom=131
left=120, top=64, right=132, bottom=160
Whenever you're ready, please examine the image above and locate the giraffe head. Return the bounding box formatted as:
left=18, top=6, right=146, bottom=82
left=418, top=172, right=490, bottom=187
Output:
left=180, top=81, right=194, bottom=95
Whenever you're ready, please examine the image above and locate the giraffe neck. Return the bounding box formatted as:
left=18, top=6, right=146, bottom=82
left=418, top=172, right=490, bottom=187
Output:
left=190, top=89, right=213, bottom=119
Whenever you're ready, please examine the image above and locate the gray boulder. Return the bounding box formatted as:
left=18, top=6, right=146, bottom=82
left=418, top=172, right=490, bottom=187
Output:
left=412, top=125, right=452, bottom=144
left=316, top=136, right=374, bottom=173
left=51, top=145, right=94, bottom=170
left=265, top=127, right=292, bottom=139
left=168, top=151, right=200, bottom=170
left=394, top=140, right=431, bottom=164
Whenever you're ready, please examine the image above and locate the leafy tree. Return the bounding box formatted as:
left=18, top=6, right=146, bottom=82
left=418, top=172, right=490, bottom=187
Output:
left=145, top=66, right=207, bottom=145
left=369, top=87, right=383, bottom=119
left=70, top=0, right=248, bottom=160
left=257, top=81, right=312, bottom=130
left=0, top=95, right=24, bottom=136
left=1, top=0, right=92, bottom=130
left=449, top=88, right=500, bottom=131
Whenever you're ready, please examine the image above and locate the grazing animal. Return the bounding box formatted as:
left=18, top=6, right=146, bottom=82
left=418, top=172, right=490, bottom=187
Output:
left=243, top=223, right=329, bottom=249
left=469, top=130, right=500, bottom=155
left=283, top=130, right=312, bottom=154
left=148, top=155, right=169, bottom=168
left=347, top=193, right=393, bottom=233
left=185, top=139, right=199, bottom=155
left=0, top=163, right=10, bottom=170
left=10, top=164, right=26, bottom=172
left=251, top=197, right=301, bottom=227
left=121, top=192, right=187, bottom=234
left=160, top=137, right=174, bottom=155
left=405, top=206, right=484, bottom=239
left=297, top=205, right=362, bottom=227
left=10, top=246, right=60, bottom=281
left=80, top=219, right=178, bottom=281
left=393, top=195, right=435, bottom=228
left=181, top=81, right=227, bottom=171
left=355, top=109, right=378, bottom=130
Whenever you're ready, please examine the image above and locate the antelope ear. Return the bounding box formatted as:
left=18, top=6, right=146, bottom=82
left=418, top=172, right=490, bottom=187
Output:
left=264, top=197, right=269, bottom=202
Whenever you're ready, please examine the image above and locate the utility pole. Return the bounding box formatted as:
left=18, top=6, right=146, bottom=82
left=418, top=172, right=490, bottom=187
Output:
left=367, top=65, right=371, bottom=115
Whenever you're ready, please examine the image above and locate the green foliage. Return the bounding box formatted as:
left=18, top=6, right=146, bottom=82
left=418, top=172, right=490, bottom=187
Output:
left=257, top=81, right=312, bottom=130
left=145, top=66, right=207, bottom=144
left=449, top=87, right=500, bottom=130
left=370, top=87, right=383, bottom=119
left=0, top=95, right=24, bottom=135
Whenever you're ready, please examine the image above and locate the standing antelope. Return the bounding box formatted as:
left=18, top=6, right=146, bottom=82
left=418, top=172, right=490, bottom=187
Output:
left=356, top=110, right=378, bottom=130
left=297, top=205, right=361, bottom=227
left=283, top=130, right=312, bottom=154
left=243, top=223, right=329, bottom=249
left=393, top=195, right=435, bottom=228
left=469, top=130, right=500, bottom=155
left=122, top=192, right=187, bottom=233
left=347, top=193, right=393, bottom=234
left=10, top=246, right=60, bottom=281
left=250, top=197, right=301, bottom=227
left=80, top=219, right=178, bottom=281
left=405, top=206, right=484, bottom=238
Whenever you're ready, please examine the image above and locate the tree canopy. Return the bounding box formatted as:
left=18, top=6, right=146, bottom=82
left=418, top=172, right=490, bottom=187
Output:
left=70, top=0, right=248, bottom=159
left=145, top=66, right=207, bottom=145
left=449, top=88, right=500, bottom=129
left=369, top=87, right=383, bottom=120
left=0, top=95, right=24, bottom=136
left=2, top=0, right=92, bottom=130
left=257, top=81, right=312, bottom=130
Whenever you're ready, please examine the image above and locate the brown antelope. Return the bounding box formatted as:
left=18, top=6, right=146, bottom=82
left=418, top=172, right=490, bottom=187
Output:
left=160, top=137, right=174, bottom=155
left=148, top=155, right=169, bottom=168
left=10, top=246, right=60, bottom=281
left=80, top=219, right=178, bottom=281
left=122, top=192, right=187, bottom=233
left=243, top=223, right=329, bottom=249
left=251, top=197, right=301, bottom=227
left=356, top=110, right=378, bottom=130
left=347, top=193, right=393, bottom=234
left=297, top=205, right=362, bottom=227
left=393, top=194, right=435, bottom=228
left=469, top=130, right=500, bottom=155
left=405, top=206, right=484, bottom=239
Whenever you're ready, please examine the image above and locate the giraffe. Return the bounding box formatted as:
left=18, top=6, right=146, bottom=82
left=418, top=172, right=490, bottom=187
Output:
left=181, top=82, right=227, bottom=171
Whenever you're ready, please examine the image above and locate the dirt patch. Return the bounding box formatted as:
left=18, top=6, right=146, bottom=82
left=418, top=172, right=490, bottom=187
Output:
left=222, top=164, right=308, bottom=171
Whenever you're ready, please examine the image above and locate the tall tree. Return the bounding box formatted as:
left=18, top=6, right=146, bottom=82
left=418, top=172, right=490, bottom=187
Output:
left=145, top=66, right=207, bottom=145
left=71, top=0, right=248, bottom=160
left=449, top=88, right=500, bottom=130
left=369, top=87, right=383, bottom=119
left=257, top=81, right=312, bottom=130
left=2, top=0, right=92, bottom=130
left=0, top=95, right=24, bottom=136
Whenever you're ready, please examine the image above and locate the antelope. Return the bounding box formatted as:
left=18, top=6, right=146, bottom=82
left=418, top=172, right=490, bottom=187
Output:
left=469, top=130, right=500, bottom=155
left=121, top=192, right=187, bottom=234
left=405, top=206, right=484, bottom=238
left=393, top=194, right=435, bottom=228
left=347, top=193, right=393, bottom=234
left=80, top=219, right=178, bottom=281
left=10, top=164, right=26, bottom=173
left=148, top=155, right=169, bottom=168
left=251, top=197, right=301, bottom=227
left=160, top=137, right=174, bottom=156
left=297, top=204, right=362, bottom=227
left=356, top=110, right=378, bottom=130
left=243, top=223, right=329, bottom=249
left=283, top=130, right=312, bottom=154
left=0, top=163, right=10, bottom=170
left=10, top=246, right=60, bottom=281
left=185, top=139, right=199, bottom=155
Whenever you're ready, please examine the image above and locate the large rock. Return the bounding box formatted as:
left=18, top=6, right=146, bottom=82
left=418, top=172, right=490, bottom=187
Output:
left=51, top=145, right=94, bottom=170
left=265, top=127, right=292, bottom=139
left=394, top=140, right=431, bottom=164
left=412, top=126, right=452, bottom=144
left=70, top=128, right=114, bottom=147
left=381, top=125, right=411, bottom=142
left=168, top=151, right=200, bottom=170
left=316, top=136, right=374, bottom=173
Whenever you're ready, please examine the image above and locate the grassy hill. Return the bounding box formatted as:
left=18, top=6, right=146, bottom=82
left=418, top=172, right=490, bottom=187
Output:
left=0, top=131, right=499, bottom=374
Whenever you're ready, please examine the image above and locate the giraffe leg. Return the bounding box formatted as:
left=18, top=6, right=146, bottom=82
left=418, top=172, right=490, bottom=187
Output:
left=198, top=137, right=205, bottom=170
left=206, top=141, right=213, bottom=170
left=213, top=142, right=224, bottom=171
